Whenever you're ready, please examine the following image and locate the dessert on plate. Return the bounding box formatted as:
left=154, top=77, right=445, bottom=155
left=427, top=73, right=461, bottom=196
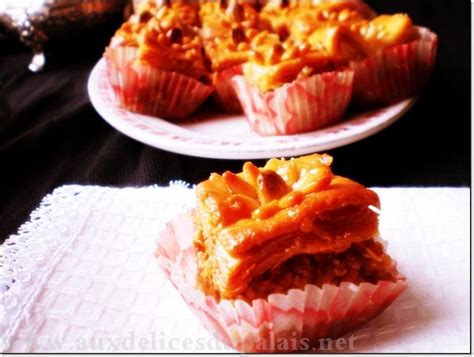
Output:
left=277, top=0, right=437, bottom=106
left=232, top=0, right=436, bottom=134
left=348, top=16, right=437, bottom=106
left=156, top=153, right=407, bottom=352
left=105, top=0, right=437, bottom=133
left=104, top=0, right=213, bottom=119
left=231, top=31, right=355, bottom=135
left=199, top=1, right=267, bottom=112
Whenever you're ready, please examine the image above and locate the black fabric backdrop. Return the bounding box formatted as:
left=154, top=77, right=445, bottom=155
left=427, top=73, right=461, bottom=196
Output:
left=0, top=0, right=470, bottom=243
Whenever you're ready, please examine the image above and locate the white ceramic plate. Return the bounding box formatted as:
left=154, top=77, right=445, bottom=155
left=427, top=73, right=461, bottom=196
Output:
left=88, top=58, right=416, bottom=160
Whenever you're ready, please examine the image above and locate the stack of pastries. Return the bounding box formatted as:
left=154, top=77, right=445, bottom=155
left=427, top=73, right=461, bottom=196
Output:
left=106, top=0, right=437, bottom=134
left=156, top=154, right=407, bottom=352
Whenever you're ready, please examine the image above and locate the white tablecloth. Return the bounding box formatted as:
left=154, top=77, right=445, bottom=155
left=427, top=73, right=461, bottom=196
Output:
left=0, top=185, right=469, bottom=353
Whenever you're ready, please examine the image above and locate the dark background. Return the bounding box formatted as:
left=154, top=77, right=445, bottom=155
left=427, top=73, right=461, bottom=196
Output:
left=0, top=1, right=470, bottom=242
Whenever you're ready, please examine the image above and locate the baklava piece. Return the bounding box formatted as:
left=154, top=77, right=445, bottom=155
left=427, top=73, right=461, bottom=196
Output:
left=194, top=154, right=402, bottom=301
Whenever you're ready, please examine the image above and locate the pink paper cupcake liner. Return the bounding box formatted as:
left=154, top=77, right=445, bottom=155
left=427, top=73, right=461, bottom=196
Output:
left=212, top=65, right=243, bottom=113
left=351, top=26, right=438, bottom=107
left=232, top=70, right=354, bottom=136
left=155, top=211, right=407, bottom=353
left=104, top=46, right=213, bottom=120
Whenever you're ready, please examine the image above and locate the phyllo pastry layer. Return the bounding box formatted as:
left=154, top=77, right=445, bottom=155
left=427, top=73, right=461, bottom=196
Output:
left=193, top=154, right=398, bottom=300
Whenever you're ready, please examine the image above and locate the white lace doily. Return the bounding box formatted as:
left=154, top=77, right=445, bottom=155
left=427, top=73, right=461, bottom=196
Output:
left=0, top=185, right=470, bottom=353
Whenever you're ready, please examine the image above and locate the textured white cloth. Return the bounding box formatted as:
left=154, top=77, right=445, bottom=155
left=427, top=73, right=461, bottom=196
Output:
left=0, top=185, right=469, bottom=353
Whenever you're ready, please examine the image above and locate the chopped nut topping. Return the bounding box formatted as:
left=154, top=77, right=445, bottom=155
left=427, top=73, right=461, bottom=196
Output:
left=338, top=9, right=351, bottom=22
left=228, top=3, right=245, bottom=22
left=158, top=0, right=171, bottom=7
left=139, top=11, right=153, bottom=23
left=231, top=27, right=246, bottom=44
left=115, top=0, right=416, bottom=91
left=167, top=27, right=183, bottom=44
left=257, top=170, right=290, bottom=204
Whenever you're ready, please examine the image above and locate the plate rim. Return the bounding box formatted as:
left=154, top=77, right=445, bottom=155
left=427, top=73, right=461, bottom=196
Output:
left=88, top=58, right=417, bottom=160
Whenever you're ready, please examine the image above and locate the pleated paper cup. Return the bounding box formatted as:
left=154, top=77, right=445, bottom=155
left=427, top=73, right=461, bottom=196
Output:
left=104, top=46, right=213, bottom=120
left=232, top=70, right=354, bottom=136
left=155, top=211, right=407, bottom=353
left=351, top=26, right=438, bottom=107
left=212, top=65, right=244, bottom=113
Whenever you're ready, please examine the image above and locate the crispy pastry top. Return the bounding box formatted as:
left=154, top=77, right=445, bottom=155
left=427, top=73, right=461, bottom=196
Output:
left=194, top=154, right=381, bottom=299
left=110, top=0, right=418, bottom=90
